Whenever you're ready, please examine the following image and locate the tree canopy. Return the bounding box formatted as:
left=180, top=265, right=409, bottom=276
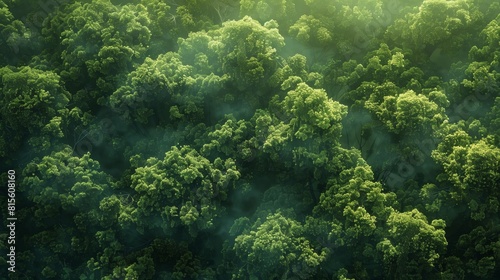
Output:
left=1, top=0, right=500, bottom=279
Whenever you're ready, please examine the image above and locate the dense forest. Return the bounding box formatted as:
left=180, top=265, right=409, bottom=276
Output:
left=0, top=0, right=499, bottom=279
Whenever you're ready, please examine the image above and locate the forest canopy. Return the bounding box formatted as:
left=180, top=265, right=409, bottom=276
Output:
left=1, top=0, right=499, bottom=279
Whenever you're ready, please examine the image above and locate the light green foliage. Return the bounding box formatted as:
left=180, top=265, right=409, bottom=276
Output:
left=167, top=0, right=235, bottom=30
left=110, top=52, right=195, bottom=124
left=163, top=16, right=284, bottom=111
left=361, top=44, right=414, bottom=84
left=233, top=211, right=328, bottom=279
left=289, top=15, right=332, bottom=46
left=270, top=54, right=323, bottom=90
left=240, top=0, right=296, bottom=28
left=298, top=149, right=398, bottom=278
left=18, top=146, right=117, bottom=278
left=200, top=115, right=256, bottom=161
left=219, top=16, right=285, bottom=89
left=335, top=44, right=431, bottom=107
left=101, top=247, right=155, bottom=280
left=282, top=83, right=346, bottom=140
left=463, top=61, right=500, bottom=97
left=252, top=108, right=289, bottom=156
left=179, top=15, right=284, bottom=89
left=432, top=127, right=471, bottom=190
left=367, top=89, right=447, bottom=135
left=22, top=146, right=113, bottom=224
left=254, top=83, right=347, bottom=172
left=49, top=0, right=162, bottom=91
left=419, top=183, right=450, bottom=215
left=387, top=0, right=474, bottom=50
left=463, top=140, right=500, bottom=194
left=177, top=31, right=223, bottom=75
left=432, top=125, right=500, bottom=222
left=377, top=209, right=448, bottom=277
left=463, top=14, right=500, bottom=97
left=0, top=66, right=69, bottom=155
left=315, top=154, right=396, bottom=245
left=487, top=97, right=500, bottom=144
left=0, top=66, right=69, bottom=132
left=296, top=0, right=386, bottom=55
left=0, top=1, right=13, bottom=26
left=129, top=146, right=240, bottom=235
left=432, top=125, right=500, bottom=198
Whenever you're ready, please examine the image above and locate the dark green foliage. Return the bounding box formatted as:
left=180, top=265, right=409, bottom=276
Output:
left=2, top=0, right=500, bottom=279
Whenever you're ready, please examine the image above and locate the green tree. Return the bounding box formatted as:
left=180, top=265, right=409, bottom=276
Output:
left=22, top=146, right=114, bottom=226
left=462, top=14, right=500, bottom=99
left=19, top=145, right=116, bottom=278
left=249, top=82, right=347, bottom=185
left=109, top=52, right=197, bottom=125
left=376, top=209, right=448, bottom=279
left=178, top=15, right=285, bottom=90
left=44, top=0, right=170, bottom=94
left=0, top=0, right=40, bottom=65
left=128, top=146, right=240, bottom=236
left=233, top=211, right=328, bottom=279
left=366, top=89, right=447, bottom=136
left=289, top=15, right=332, bottom=47
left=0, top=66, right=69, bottom=157
left=432, top=125, right=500, bottom=219
left=486, top=97, right=500, bottom=145
left=240, top=0, right=296, bottom=29
left=302, top=149, right=397, bottom=279
left=386, top=0, right=475, bottom=51
left=455, top=225, right=500, bottom=278
left=219, top=16, right=284, bottom=90
left=200, top=115, right=258, bottom=163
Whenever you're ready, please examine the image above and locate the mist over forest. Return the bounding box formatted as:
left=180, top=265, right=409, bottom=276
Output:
left=1, top=0, right=500, bottom=279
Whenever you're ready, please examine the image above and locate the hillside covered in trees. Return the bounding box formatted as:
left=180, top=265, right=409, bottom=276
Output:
left=1, top=0, right=500, bottom=279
